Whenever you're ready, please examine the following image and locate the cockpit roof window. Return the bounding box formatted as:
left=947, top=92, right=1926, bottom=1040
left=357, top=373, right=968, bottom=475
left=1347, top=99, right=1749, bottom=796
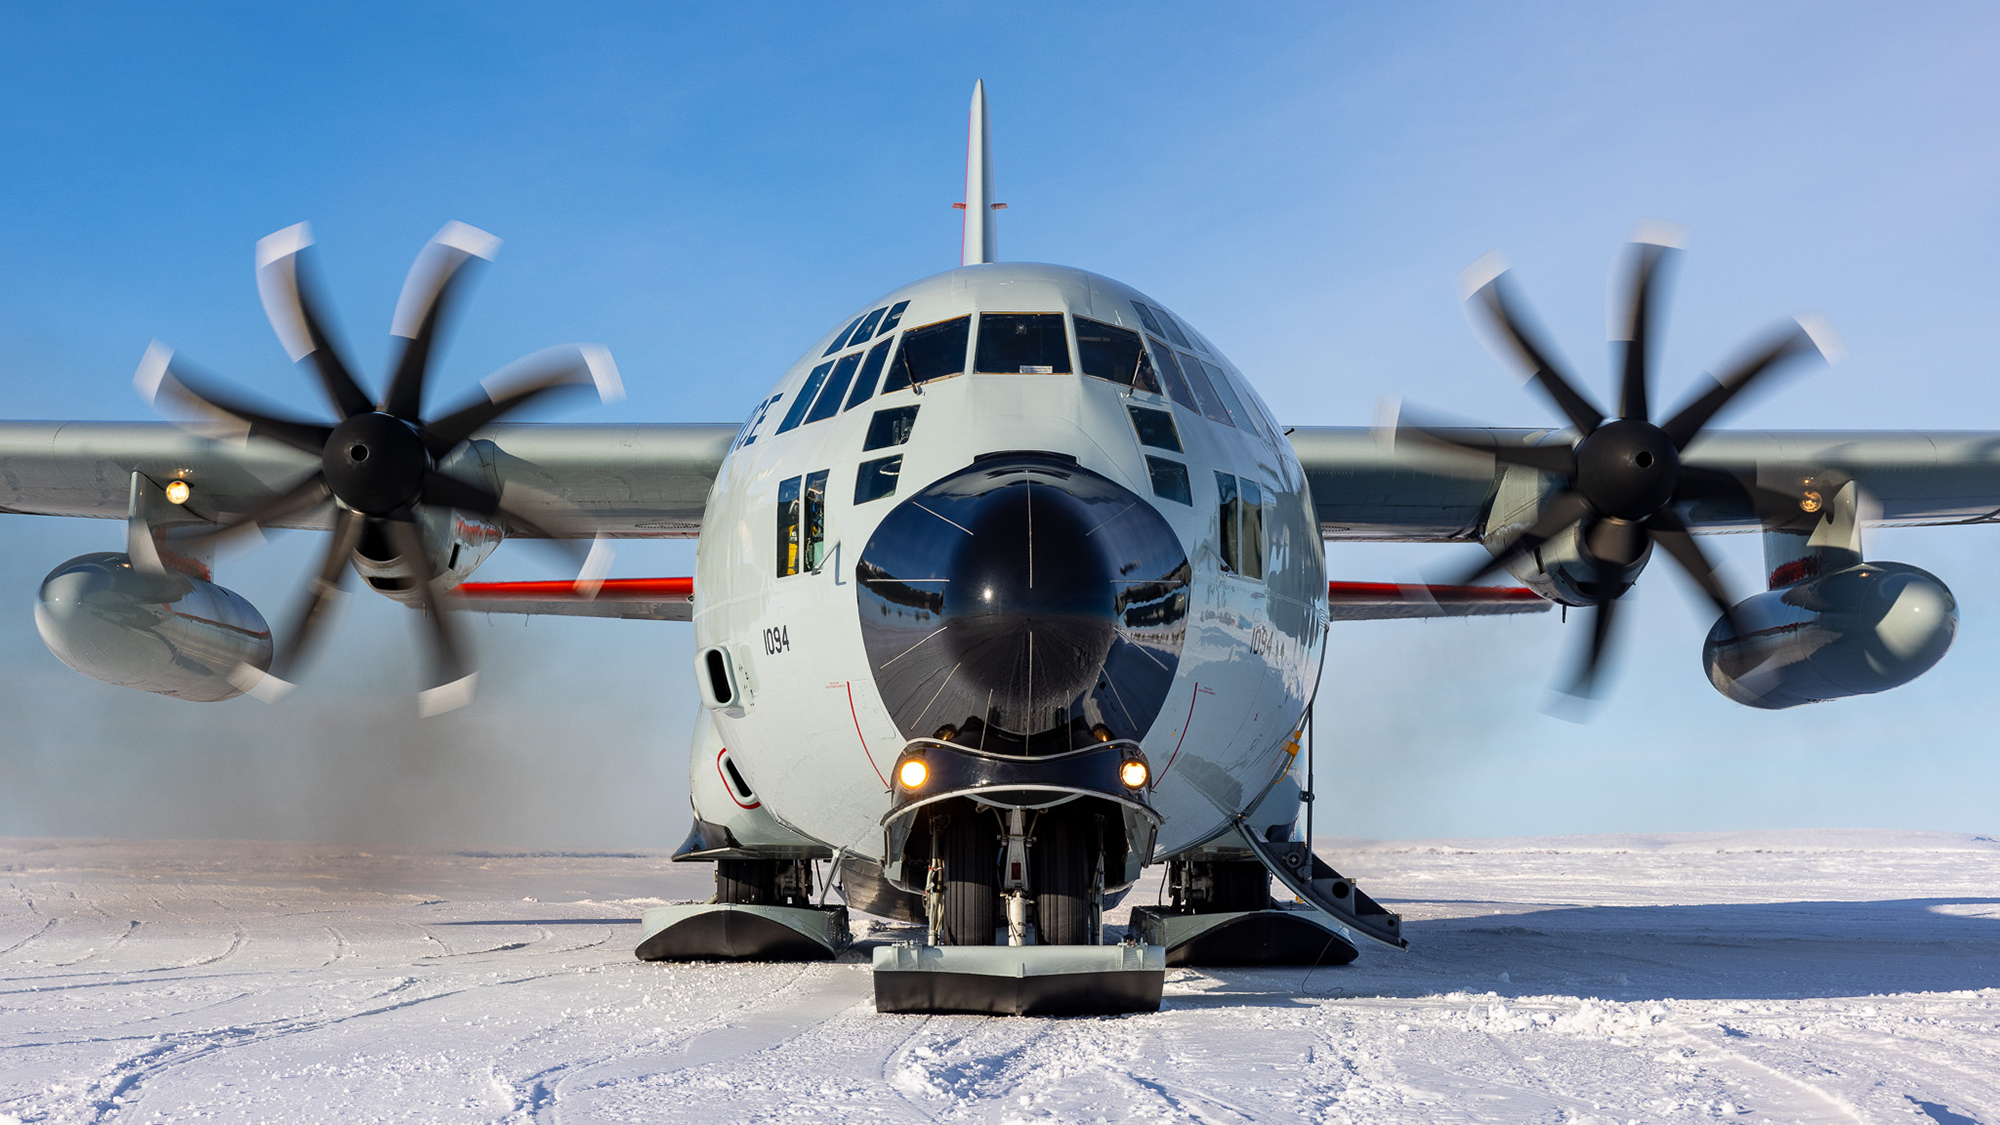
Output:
left=1177, top=351, right=1236, bottom=427
left=1149, top=304, right=1191, bottom=349
left=848, top=307, right=889, bottom=349
left=974, top=313, right=1072, bottom=374
left=882, top=314, right=970, bottom=393
left=1146, top=337, right=1200, bottom=413
left=1189, top=354, right=1252, bottom=432
left=1208, top=360, right=1276, bottom=442
left=805, top=351, right=863, bottom=425
left=1165, top=311, right=1206, bottom=355
left=776, top=361, right=834, bottom=434
left=844, top=337, right=894, bottom=411
left=823, top=315, right=866, bottom=357
left=877, top=300, right=911, bottom=336
left=1131, top=301, right=1165, bottom=337
left=1076, top=317, right=1160, bottom=393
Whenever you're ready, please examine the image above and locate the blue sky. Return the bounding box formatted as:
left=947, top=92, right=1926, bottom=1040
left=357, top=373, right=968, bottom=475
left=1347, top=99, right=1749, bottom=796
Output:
left=3, top=4, right=1998, bottom=846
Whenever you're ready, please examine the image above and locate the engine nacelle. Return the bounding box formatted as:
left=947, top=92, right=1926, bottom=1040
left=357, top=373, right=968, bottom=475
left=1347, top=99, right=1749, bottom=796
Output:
left=1486, top=464, right=1650, bottom=606
left=1702, top=562, right=1956, bottom=709
left=34, top=553, right=273, bottom=702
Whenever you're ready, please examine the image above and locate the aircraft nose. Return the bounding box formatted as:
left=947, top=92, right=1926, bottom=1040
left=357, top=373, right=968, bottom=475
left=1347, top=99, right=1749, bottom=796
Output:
left=856, top=452, right=1190, bottom=756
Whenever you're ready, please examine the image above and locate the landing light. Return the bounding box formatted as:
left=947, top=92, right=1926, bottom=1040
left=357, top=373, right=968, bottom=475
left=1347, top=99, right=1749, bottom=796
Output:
left=164, top=480, right=190, bottom=505
left=1119, top=759, right=1149, bottom=789
left=898, top=758, right=929, bottom=790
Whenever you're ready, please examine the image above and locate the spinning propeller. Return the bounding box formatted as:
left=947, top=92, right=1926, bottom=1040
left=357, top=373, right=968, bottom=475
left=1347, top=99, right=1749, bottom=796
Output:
left=1396, top=222, right=1842, bottom=701
left=137, top=221, right=622, bottom=714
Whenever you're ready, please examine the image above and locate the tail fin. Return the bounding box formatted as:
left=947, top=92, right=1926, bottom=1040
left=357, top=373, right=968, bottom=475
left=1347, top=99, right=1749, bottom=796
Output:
left=960, top=80, right=1000, bottom=265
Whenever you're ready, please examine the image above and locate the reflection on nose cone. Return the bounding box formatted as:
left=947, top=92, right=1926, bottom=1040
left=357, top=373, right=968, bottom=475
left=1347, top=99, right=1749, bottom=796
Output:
left=857, top=453, right=1189, bottom=756
left=943, top=480, right=1119, bottom=711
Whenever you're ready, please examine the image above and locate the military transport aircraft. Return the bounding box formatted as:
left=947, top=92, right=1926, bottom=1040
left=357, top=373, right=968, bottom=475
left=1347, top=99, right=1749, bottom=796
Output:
left=0, top=82, right=1974, bottom=1015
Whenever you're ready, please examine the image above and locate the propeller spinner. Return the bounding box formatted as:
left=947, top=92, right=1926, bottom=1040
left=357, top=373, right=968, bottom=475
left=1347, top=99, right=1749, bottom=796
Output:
left=136, top=221, right=622, bottom=714
left=1400, top=223, right=1842, bottom=702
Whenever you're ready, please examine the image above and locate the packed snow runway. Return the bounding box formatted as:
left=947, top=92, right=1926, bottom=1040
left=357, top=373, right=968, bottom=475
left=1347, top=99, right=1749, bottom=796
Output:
left=2, top=831, right=1996, bottom=1124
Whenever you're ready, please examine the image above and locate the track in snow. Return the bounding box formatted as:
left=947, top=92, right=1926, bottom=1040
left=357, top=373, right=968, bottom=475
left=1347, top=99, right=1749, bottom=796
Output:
left=1, top=831, right=1997, bottom=1123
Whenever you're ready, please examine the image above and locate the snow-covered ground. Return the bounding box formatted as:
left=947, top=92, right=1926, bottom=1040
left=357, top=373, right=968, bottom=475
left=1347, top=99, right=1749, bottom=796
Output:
left=2, top=830, right=1997, bottom=1124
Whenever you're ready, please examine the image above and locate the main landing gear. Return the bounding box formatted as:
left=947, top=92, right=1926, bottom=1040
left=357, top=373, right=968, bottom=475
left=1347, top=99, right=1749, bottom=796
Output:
left=635, top=855, right=851, bottom=962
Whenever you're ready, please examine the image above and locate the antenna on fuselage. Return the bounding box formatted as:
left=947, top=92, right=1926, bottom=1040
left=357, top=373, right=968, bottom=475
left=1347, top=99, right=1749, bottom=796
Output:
left=957, top=80, right=1004, bottom=266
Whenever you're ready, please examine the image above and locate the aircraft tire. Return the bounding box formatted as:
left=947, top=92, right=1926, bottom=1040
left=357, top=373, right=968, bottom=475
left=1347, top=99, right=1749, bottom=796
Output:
left=1034, top=818, right=1092, bottom=945
left=939, top=815, right=997, bottom=945
left=715, top=859, right=775, bottom=905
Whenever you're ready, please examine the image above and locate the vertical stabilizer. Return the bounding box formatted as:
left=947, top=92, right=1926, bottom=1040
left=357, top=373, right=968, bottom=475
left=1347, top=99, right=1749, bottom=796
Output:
left=961, top=80, right=997, bottom=266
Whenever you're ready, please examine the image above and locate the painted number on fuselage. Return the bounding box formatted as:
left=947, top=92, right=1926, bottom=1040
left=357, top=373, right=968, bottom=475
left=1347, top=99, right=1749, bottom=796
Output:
left=763, top=626, right=791, bottom=655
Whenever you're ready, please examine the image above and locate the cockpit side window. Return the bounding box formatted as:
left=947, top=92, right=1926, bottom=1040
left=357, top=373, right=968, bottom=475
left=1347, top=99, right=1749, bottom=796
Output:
left=1145, top=338, right=1200, bottom=413
left=974, top=313, right=1072, bottom=374
left=1131, top=302, right=1165, bottom=337
left=883, top=315, right=971, bottom=392
left=1150, top=305, right=1191, bottom=349
left=805, top=351, right=863, bottom=425
left=776, top=361, right=834, bottom=434
left=844, top=337, right=894, bottom=411
left=1077, top=317, right=1159, bottom=392
left=1178, top=352, right=1237, bottom=427
left=877, top=300, right=911, bottom=336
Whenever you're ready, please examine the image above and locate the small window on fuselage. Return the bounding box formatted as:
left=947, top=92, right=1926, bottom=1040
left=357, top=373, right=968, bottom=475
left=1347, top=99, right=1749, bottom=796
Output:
left=1077, top=317, right=1159, bottom=392
left=1147, top=456, right=1192, bottom=505
left=1216, top=472, right=1239, bottom=574
left=974, top=313, right=1072, bottom=374
left=1239, top=479, right=1264, bottom=579
left=1127, top=406, right=1181, bottom=452
left=883, top=315, right=970, bottom=392
left=865, top=405, right=920, bottom=451
left=855, top=455, right=902, bottom=503
left=804, top=469, right=829, bottom=571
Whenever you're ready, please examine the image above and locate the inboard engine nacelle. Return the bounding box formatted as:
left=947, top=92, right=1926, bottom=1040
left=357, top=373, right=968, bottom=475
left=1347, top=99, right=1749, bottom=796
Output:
left=34, top=553, right=273, bottom=702
left=1702, top=562, right=1956, bottom=709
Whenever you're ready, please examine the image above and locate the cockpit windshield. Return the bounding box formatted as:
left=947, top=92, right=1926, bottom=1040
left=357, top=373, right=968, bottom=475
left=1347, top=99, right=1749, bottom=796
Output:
left=974, top=313, right=1071, bottom=374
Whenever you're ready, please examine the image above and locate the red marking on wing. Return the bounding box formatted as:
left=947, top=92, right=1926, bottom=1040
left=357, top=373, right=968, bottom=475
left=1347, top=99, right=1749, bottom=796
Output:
left=1327, top=581, right=1542, bottom=604
left=457, top=577, right=693, bottom=601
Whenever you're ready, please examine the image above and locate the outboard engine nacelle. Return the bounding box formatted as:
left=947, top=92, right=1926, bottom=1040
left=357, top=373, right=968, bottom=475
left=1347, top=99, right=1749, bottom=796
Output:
left=34, top=553, right=273, bottom=702
left=1702, top=562, right=1956, bottom=709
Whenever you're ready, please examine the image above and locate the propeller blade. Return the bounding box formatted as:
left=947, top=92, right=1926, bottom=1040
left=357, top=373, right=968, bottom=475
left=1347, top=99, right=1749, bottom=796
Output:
left=382, top=221, right=502, bottom=421
left=1380, top=400, right=1579, bottom=474
left=1562, top=560, right=1621, bottom=702
left=1659, top=316, right=1841, bottom=448
left=255, top=224, right=374, bottom=420
left=1448, top=488, right=1595, bottom=588
left=423, top=343, right=621, bottom=454
left=1647, top=506, right=1748, bottom=639
left=237, top=505, right=366, bottom=702
left=379, top=516, right=476, bottom=715
left=178, top=472, right=332, bottom=546
left=1462, top=255, right=1606, bottom=435
left=1613, top=223, right=1685, bottom=421
left=134, top=342, right=334, bottom=455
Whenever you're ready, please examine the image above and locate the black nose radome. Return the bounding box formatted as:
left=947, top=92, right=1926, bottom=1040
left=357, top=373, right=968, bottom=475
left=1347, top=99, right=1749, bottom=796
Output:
left=857, top=452, right=1190, bottom=756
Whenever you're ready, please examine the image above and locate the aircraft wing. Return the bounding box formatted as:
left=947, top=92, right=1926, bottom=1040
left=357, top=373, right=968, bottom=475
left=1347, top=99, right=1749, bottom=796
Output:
left=0, top=421, right=739, bottom=537
left=1288, top=427, right=2000, bottom=541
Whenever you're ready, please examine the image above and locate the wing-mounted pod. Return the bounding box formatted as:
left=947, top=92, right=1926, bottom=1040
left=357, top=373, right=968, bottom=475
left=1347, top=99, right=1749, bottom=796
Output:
left=1703, top=478, right=1956, bottom=708
left=34, top=472, right=275, bottom=701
